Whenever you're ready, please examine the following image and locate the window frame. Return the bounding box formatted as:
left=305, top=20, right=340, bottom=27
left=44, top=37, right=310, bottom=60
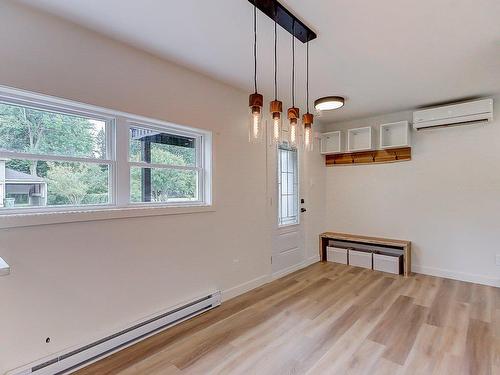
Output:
left=126, top=121, right=205, bottom=207
left=277, top=144, right=299, bottom=228
left=0, top=85, right=212, bottom=219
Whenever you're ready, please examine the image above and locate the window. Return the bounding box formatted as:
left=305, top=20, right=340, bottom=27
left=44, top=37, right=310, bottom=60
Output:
left=0, top=87, right=211, bottom=214
left=278, top=145, right=299, bottom=226
left=0, top=101, right=112, bottom=210
left=128, top=125, right=202, bottom=204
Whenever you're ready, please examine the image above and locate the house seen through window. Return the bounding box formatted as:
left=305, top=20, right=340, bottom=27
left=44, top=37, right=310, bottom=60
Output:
left=0, top=102, right=110, bottom=209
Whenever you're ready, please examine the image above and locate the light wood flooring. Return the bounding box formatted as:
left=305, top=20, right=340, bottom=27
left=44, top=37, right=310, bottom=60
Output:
left=76, top=262, right=499, bottom=375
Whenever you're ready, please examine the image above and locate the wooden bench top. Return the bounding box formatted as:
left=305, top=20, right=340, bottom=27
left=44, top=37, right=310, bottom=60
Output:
left=320, top=232, right=411, bottom=248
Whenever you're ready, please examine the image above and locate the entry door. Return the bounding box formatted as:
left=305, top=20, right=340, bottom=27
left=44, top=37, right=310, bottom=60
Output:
left=271, top=145, right=305, bottom=277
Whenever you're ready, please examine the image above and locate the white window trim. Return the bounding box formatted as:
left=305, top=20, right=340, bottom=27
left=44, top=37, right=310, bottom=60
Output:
left=0, top=85, right=213, bottom=228
left=126, top=121, right=207, bottom=207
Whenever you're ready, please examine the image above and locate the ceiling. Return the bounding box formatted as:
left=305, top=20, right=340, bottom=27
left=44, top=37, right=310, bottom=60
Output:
left=18, top=0, right=500, bottom=123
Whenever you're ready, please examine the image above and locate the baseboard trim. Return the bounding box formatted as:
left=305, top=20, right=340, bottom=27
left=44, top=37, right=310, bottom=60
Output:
left=222, top=255, right=321, bottom=302
left=272, top=255, right=320, bottom=280
left=412, top=264, right=500, bottom=287
left=222, top=274, right=271, bottom=302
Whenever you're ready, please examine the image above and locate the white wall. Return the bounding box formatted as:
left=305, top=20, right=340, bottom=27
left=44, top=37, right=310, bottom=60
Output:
left=323, top=99, right=500, bottom=287
left=0, top=2, right=325, bottom=372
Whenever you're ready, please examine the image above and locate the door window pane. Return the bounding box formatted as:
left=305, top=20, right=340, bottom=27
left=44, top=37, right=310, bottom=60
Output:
left=278, top=146, right=298, bottom=226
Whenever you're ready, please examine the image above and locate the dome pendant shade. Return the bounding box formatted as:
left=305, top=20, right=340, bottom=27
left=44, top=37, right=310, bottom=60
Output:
left=314, top=96, right=345, bottom=111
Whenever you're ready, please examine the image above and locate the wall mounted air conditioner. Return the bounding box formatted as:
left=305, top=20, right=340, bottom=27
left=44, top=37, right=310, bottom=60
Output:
left=412, top=98, right=493, bottom=130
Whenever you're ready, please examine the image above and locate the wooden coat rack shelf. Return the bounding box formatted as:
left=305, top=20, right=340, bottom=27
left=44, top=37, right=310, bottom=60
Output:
left=325, top=147, right=411, bottom=166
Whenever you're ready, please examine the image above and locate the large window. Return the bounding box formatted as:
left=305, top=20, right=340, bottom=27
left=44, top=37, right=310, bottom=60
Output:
left=278, top=145, right=299, bottom=226
left=0, top=87, right=211, bottom=214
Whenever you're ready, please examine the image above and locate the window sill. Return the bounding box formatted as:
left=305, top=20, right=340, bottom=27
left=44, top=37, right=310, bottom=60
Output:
left=0, top=205, right=216, bottom=229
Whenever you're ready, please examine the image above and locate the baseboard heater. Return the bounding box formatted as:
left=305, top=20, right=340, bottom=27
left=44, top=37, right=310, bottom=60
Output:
left=9, top=291, right=222, bottom=375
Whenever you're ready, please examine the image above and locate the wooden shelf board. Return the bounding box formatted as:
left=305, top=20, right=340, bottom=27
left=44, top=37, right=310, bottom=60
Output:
left=325, top=147, right=411, bottom=166
left=320, top=232, right=411, bottom=248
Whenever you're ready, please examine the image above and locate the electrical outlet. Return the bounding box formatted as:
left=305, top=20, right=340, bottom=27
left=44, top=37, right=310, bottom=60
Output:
left=496, top=255, right=500, bottom=266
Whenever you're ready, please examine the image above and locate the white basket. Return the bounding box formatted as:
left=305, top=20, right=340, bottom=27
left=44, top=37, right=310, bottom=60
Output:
left=326, top=247, right=348, bottom=264
left=373, top=253, right=402, bottom=274
left=348, top=250, right=373, bottom=269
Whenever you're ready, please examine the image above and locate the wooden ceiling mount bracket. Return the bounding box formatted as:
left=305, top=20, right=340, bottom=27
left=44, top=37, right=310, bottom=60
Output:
left=248, top=0, right=317, bottom=43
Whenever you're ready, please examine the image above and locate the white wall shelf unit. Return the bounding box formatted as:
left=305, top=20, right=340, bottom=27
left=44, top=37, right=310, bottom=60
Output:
left=320, top=131, right=342, bottom=154
left=380, top=121, right=410, bottom=149
left=347, top=126, right=373, bottom=152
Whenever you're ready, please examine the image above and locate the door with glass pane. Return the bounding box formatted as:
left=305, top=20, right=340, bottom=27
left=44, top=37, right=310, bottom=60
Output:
left=272, top=145, right=305, bottom=276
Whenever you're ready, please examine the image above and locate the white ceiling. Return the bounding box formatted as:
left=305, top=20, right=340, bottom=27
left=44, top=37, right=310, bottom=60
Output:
left=17, top=0, right=500, bottom=123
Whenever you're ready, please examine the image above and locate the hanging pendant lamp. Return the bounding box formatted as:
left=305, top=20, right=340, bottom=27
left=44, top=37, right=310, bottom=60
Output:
left=287, top=21, right=300, bottom=149
left=248, top=1, right=264, bottom=143
left=303, top=41, right=314, bottom=152
left=270, top=18, right=283, bottom=145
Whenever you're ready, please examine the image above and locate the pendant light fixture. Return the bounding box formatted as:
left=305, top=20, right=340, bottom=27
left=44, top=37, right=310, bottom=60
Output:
left=246, top=0, right=320, bottom=147
left=248, top=0, right=264, bottom=143
left=269, top=17, right=283, bottom=144
left=303, top=41, right=314, bottom=152
left=287, top=20, right=300, bottom=149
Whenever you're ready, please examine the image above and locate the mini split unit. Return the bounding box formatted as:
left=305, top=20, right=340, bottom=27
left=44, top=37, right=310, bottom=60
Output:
left=412, top=98, right=493, bottom=130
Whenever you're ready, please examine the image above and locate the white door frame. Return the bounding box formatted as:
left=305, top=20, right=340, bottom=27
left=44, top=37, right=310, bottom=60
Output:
left=268, top=143, right=306, bottom=279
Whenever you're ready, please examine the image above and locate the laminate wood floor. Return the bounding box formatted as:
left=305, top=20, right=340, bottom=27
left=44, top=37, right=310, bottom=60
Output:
left=76, top=262, right=499, bottom=375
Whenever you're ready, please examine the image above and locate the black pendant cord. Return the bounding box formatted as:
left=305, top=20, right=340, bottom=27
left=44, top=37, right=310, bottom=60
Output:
left=291, top=20, right=295, bottom=107
left=274, top=19, right=278, bottom=101
left=253, top=1, right=258, bottom=94
left=306, top=41, right=310, bottom=113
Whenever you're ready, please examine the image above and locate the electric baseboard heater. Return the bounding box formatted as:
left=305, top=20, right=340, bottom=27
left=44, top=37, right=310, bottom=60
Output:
left=8, top=291, right=222, bottom=375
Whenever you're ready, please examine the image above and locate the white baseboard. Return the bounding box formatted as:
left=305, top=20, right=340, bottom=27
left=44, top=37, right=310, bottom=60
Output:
left=412, top=264, right=500, bottom=287
left=222, top=255, right=321, bottom=302
left=222, top=274, right=271, bottom=302
left=272, top=255, right=320, bottom=280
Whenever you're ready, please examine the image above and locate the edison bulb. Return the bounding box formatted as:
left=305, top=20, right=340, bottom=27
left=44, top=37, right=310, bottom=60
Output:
left=248, top=106, right=263, bottom=143
left=304, top=124, right=313, bottom=151
left=270, top=115, right=283, bottom=145
left=289, top=120, right=298, bottom=148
